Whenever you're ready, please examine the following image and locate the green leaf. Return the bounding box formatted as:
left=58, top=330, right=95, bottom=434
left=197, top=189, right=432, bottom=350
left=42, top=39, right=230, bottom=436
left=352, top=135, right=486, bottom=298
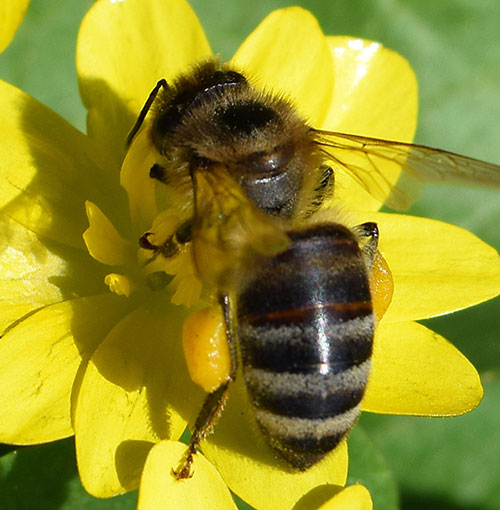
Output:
left=362, top=377, right=500, bottom=510
left=347, top=424, right=399, bottom=510
left=0, top=438, right=137, bottom=510
left=423, top=299, right=500, bottom=376
left=0, top=0, right=93, bottom=132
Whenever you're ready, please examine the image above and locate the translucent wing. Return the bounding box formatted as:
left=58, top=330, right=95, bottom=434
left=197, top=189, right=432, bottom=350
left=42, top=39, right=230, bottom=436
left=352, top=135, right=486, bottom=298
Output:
left=313, top=130, right=500, bottom=210
left=191, top=163, right=289, bottom=290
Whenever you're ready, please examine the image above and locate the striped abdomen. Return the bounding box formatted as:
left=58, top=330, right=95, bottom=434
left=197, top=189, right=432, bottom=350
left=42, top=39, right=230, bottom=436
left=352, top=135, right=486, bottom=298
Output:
left=237, top=223, right=374, bottom=469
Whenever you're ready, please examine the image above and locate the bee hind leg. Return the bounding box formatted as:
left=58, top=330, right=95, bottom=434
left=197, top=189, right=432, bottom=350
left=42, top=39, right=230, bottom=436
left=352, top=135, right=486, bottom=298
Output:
left=304, top=165, right=335, bottom=217
left=173, top=294, right=238, bottom=480
left=352, top=222, right=379, bottom=268
left=172, top=381, right=230, bottom=480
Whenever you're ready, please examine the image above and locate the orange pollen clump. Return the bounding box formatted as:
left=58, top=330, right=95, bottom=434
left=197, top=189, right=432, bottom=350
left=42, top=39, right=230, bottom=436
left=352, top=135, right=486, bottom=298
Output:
left=369, top=251, right=394, bottom=322
left=182, top=306, right=232, bottom=392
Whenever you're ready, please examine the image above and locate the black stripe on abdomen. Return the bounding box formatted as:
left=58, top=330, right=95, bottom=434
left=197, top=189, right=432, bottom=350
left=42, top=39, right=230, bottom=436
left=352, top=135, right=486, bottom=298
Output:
left=239, top=307, right=373, bottom=373
left=245, top=359, right=371, bottom=419
left=254, top=405, right=362, bottom=470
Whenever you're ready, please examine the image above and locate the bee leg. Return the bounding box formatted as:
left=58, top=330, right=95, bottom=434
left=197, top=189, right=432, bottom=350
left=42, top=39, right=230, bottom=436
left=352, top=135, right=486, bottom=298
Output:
left=305, top=165, right=335, bottom=216
left=126, top=78, right=168, bottom=146
left=352, top=222, right=379, bottom=268
left=139, top=218, right=193, bottom=261
left=175, top=217, right=194, bottom=245
left=219, top=293, right=239, bottom=376
left=316, top=165, right=335, bottom=205
left=173, top=294, right=238, bottom=480
left=149, top=163, right=169, bottom=184
left=172, top=381, right=230, bottom=479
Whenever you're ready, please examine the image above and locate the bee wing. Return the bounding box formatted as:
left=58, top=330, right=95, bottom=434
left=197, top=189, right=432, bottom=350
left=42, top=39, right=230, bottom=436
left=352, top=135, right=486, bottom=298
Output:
left=191, top=164, right=289, bottom=288
left=314, top=130, right=500, bottom=210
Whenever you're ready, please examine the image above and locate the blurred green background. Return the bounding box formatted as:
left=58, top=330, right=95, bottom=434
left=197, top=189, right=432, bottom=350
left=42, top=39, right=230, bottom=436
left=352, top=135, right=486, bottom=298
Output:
left=0, top=1, right=499, bottom=509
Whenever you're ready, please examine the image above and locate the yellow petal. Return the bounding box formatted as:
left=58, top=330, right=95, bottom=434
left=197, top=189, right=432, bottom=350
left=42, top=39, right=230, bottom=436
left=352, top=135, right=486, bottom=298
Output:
left=75, top=304, right=203, bottom=497
left=0, top=208, right=117, bottom=334
left=323, top=37, right=418, bottom=211
left=120, top=127, right=159, bottom=233
left=202, top=379, right=348, bottom=510
left=356, top=212, right=500, bottom=321
left=0, top=295, right=130, bottom=443
left=138, top=441, right=237, bottom=510
left=77, top=0, right=212, bottom=166
left=324, top=37, right=417, bottom=140
left=0, top=0, right=29, bottom=53
left=83, top=201, right=135, bottom=266
left=363, top=321, right=483, bottom=416
left=169, top=271, right=203, bottom=307
left=0, top=213, right=67, bottom=332
left=0, top=79, right=120, bottom=249
left=232, top=7, right=333, bottom=126
left=318, top=484, right=372, bottom=510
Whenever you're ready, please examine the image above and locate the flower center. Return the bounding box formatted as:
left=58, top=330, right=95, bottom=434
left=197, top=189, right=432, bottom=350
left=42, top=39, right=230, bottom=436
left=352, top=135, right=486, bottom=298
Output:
left=82, top=200, right=201, bottom=305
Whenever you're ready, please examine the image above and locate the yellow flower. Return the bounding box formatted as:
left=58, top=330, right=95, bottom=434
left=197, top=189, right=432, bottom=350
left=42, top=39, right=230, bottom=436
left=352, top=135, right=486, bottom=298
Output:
left=138, top=441, right=373, bottom=510
left=0, top=1, right=498, bottom=509
left=0, top=0, right=29, bottom=53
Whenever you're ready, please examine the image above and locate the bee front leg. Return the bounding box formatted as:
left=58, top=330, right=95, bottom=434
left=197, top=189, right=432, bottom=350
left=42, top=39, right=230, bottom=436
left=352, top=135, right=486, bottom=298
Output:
left=173, top=294, right=238, bottom=480
left=149, top=163, right=169, bottom=184
left=139, top=217, right=194, bottom=262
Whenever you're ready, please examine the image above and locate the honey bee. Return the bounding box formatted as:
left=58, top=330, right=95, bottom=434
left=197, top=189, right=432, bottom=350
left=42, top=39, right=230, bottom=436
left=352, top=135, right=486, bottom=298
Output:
left=128, top=59, right=500, bottom=475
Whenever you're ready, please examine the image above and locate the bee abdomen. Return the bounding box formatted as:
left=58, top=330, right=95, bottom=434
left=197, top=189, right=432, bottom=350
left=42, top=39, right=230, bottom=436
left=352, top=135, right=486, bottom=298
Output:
left=242, top=334, right=371, bottom=470
left=237, top=223, right=374, bottom=469
left=254, top=404, right=362, bottom=469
